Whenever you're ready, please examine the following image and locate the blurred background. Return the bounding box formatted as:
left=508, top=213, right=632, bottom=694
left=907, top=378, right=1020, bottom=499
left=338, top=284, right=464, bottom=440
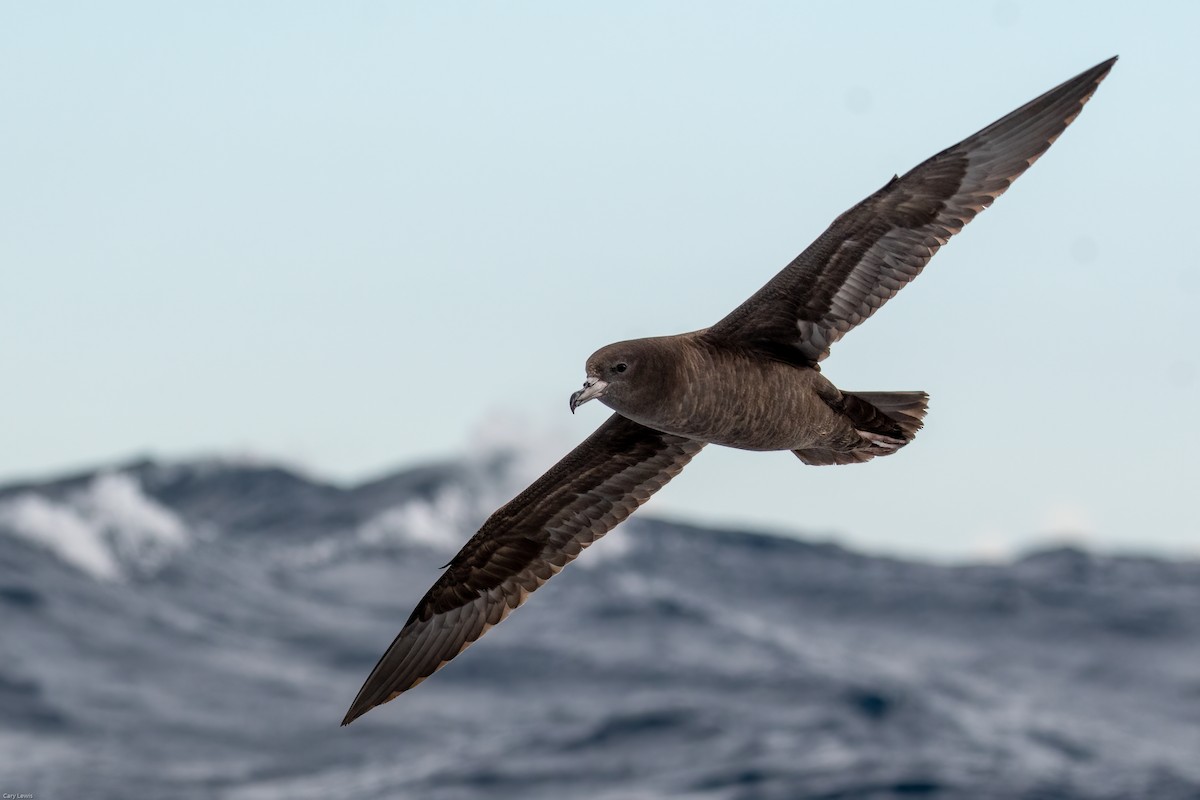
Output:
left=2, top=3, right=1198, bottom=799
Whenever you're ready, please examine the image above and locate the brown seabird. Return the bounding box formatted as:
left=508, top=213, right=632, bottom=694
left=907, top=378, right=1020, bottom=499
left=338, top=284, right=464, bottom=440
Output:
left=343, top=57, right=1115, bottom=725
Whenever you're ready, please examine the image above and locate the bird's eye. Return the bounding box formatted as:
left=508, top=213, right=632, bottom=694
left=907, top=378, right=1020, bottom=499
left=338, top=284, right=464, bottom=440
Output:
left=615, top=362, right=628, bottom=373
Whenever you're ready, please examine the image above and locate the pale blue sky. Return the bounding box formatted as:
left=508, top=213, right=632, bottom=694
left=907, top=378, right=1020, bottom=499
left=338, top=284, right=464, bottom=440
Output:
left=3, top=3, right=1197, bottom=560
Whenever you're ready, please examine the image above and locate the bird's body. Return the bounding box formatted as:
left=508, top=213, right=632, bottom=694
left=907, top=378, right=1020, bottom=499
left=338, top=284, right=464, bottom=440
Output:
left=584, top=334, right=920, bottom=457
left=342, top=57, right=1116, bottom=726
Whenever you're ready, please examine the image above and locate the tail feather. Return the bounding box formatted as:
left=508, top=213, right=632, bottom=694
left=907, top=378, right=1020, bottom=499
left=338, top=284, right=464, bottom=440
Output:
left=848, top=391, right=928, bottom=441
left=794, top=390, right=929, bottom=466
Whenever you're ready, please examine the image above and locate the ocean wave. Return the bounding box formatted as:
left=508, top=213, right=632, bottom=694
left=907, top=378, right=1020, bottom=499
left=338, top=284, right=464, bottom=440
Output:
left=0, top=472, right=188, bottom=580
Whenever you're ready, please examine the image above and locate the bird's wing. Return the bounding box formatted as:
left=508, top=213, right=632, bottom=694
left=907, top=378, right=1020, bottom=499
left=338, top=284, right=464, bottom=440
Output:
left=342, top=413, right=705, bottom=725
left=706, top=57, right=1115, bottom=366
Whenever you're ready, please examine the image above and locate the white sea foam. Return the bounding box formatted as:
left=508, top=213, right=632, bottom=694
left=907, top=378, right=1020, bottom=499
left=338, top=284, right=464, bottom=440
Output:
left=353, top=410, right=652, bottom=562
left=466, top=407, right=577, bottom=494
left=573, top=524, right=635, bottom=569
left=0, top=472, right=189, bottom=580
left=358, top=485, right=477, bottom=552
left=353, top=411, right=565, bottom=554
left=0, top=493, right=121, bottom=579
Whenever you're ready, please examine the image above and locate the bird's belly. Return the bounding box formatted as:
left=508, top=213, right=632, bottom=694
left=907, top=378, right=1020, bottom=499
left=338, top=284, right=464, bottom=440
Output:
left=623, top=365, right=846, bottom=452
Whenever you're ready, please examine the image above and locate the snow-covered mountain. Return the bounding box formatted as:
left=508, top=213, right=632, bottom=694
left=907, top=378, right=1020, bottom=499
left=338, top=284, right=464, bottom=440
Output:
left=2, top=454, right=1198, bottom=800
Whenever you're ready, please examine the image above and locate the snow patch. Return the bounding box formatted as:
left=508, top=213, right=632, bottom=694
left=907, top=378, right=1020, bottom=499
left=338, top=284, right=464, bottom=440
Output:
left=0, top=472, right=189, bottom=580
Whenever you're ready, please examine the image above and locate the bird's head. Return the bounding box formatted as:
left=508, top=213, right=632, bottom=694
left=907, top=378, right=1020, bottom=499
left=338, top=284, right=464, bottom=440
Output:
left=569, top=338, right=671, bottom=415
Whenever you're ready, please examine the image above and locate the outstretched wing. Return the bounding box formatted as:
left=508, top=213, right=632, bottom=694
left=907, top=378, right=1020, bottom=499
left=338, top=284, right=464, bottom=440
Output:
left=342, top=414, right=705, bottom=725
left=707, top=57, right=1116, bottom=366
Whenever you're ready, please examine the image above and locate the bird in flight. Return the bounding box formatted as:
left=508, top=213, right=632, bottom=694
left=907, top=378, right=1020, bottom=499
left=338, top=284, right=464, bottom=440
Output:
left=343, top=57, right=1115, bottom=725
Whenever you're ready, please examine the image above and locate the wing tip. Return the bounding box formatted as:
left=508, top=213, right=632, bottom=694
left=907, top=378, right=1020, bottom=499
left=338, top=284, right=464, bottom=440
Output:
left=341, top=695, right=372, bottom=726
left=341, top=685, right=409, bottom=727
left=341, top=691, right=383, bottom=727
left=1085, top=55, right=1118, bottom=91
left=1074, top=56, right=1117, bottom=104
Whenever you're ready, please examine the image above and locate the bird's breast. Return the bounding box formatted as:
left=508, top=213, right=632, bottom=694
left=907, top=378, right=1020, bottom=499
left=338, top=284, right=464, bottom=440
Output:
left=617, top=350, right=846, bottom=452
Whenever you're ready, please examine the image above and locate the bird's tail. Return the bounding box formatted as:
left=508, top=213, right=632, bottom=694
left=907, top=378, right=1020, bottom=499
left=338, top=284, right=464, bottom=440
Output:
left=849, top=391, right=929, bottom=441
left=794, top=391, right=929, bottom=465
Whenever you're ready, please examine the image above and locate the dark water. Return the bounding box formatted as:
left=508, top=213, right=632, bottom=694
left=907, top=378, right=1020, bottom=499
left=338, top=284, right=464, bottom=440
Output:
left=1, top=458, right=1198, bottom=799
